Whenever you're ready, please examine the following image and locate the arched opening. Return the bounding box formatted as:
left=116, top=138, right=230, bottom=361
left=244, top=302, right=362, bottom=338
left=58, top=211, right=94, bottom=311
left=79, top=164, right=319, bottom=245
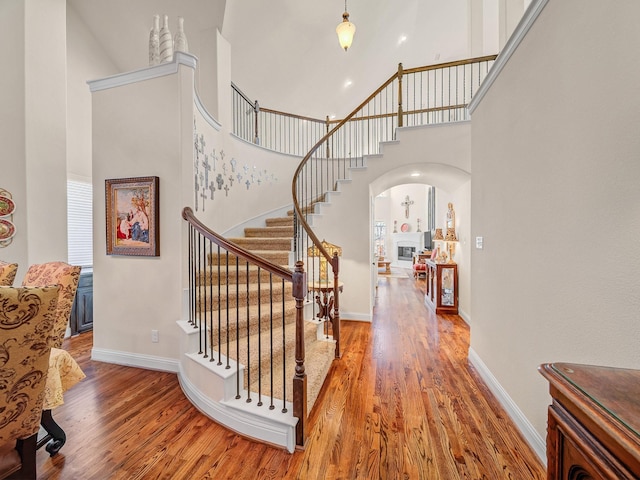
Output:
left=369, top=163, right=471, bottom=318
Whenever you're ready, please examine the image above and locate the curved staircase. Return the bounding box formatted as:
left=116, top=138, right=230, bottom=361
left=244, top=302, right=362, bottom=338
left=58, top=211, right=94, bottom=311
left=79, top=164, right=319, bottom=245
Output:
left=178, top=209, right=335, bottom=452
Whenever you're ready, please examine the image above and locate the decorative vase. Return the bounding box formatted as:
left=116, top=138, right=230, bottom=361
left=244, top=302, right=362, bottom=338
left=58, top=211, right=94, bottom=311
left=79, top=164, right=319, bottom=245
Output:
left=148, top=14, right=160, bottom=66
left=159, top=14, right=173, bottom=63
left=173, top=16, right=189, bottom=54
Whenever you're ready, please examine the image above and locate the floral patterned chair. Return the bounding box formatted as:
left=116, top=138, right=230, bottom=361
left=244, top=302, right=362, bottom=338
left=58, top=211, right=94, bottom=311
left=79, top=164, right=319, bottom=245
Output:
left=0, top=285, right=59, bottom=480
left=21, top=262, right=81, bottom=349
left=0, top=261, right=18, bottom=287
left=21, top=262, right=84, bottom=456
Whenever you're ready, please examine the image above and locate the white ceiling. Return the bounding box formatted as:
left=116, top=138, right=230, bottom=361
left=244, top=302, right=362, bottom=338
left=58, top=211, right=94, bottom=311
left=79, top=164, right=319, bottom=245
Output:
left=68, top=0, right=482, bottom=120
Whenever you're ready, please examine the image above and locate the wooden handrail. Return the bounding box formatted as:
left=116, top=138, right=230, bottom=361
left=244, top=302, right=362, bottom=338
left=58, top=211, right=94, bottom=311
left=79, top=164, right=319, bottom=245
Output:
left=291, top=68, right=398, bottom=263
left=260, top=107, right=326, bottom=124
left=401, top=54, right=498, bottom=75
left=290, top=53, right=498, bottom=263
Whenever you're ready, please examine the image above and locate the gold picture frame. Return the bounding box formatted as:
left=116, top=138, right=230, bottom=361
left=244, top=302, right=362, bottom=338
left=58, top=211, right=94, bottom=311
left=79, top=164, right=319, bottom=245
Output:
left=105, top=176, right=159, bottom=256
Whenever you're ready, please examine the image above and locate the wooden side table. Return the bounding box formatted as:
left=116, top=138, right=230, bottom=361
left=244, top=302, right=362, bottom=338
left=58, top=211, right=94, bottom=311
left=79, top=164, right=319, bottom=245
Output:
left=539, top=363, right=640, bottom=479
left=424, top=260, right=458, bottom=315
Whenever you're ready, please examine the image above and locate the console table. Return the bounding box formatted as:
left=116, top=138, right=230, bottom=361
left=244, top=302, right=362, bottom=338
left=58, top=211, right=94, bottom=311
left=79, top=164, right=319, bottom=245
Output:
left=424, top=260, right=458, bottom=314
left=539, top=363, right=640, bottom=479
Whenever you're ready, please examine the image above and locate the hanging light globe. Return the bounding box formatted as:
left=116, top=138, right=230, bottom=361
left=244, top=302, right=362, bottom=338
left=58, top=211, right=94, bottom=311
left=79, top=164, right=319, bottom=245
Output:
left=336, top=9, right=356, bottom=51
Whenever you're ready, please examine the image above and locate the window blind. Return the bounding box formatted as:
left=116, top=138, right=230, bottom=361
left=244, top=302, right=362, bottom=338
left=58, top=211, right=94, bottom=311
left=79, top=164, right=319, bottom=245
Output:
left=67, top=180, right=93, bottom=267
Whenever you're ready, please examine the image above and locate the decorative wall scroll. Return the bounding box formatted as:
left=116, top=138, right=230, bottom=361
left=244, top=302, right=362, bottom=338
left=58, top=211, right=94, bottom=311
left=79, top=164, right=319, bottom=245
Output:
left=105, top=177, right=160, bottom=256
left=0, top=188, right=16, bottom=248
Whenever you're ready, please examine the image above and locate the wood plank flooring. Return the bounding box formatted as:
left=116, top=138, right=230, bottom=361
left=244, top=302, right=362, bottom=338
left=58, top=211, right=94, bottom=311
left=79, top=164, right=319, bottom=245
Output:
left=36, top=273, right=545, bottom=479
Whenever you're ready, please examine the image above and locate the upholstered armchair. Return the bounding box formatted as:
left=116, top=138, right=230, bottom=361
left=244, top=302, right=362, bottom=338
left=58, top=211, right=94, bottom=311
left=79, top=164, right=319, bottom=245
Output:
left=0, top=285, right=59, bottom=480
left=0, top=261, right=17, bottom=287
left=21, top=262, right=81, bottom=349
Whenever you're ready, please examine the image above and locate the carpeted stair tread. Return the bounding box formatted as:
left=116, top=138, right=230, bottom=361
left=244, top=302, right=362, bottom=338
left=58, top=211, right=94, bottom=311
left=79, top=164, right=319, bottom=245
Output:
left=229, top=237, right=293, bottom=250
left=247, top=323, right=335, bottom=412
left=244, top=226, right=294, bottom=238
left=200, top=300, right=298, bottom=345
left=198, top=265, right=291, bottom=285
left=198, top=281, right=294, bottom=310
left=221, top=318, right=318, bottom=393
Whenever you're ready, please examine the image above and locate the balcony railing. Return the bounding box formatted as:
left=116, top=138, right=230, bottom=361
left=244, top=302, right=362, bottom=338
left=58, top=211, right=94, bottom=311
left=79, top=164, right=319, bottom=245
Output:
left=232, top=55, right=497, bottom=158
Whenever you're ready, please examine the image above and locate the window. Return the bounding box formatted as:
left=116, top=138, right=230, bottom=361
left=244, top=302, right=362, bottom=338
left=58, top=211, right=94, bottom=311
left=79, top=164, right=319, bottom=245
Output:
left=374, top=221, right=386, bottom=257
left=67, top=180, right=93, bottom=267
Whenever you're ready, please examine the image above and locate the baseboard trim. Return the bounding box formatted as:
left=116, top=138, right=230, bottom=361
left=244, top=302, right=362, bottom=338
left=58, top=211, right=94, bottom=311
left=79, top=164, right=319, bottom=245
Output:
left=91, top=347, right=179, bottom=373
left=458, top=309, right=471, bottom=325
left=340, top=311, right=372, bottom=322
left=467, top=348, right=547, bottom=465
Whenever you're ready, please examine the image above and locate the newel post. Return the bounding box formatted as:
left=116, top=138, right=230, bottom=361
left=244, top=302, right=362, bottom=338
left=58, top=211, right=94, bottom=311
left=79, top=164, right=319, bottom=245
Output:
left=254, top=100, right=260, bottom=145
left=397, top=63, right=404, bottom=128
left=332, top=252, right=341, bottom=359
left=292, top=260, right=307, bottom=447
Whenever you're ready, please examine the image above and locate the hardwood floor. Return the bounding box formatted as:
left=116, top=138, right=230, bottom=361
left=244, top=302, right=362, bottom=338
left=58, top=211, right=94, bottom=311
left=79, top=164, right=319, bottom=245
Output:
left=36, top=273, right=545, bottom=479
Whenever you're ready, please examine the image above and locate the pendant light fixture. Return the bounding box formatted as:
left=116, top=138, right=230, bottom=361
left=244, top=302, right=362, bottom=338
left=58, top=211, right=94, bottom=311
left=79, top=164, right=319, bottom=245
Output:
left=336, top=0, right=356, bottom=51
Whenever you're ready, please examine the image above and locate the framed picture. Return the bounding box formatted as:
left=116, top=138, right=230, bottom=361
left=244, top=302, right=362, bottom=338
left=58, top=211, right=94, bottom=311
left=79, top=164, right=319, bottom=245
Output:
left=105, top=176, right=159, bottom=256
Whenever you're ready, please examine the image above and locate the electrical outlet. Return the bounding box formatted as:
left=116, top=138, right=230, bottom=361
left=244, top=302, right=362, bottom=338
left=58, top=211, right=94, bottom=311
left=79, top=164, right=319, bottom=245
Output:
left=475, top=236, right=484, bottom=249
left=151, top=329, right=159, bottom=343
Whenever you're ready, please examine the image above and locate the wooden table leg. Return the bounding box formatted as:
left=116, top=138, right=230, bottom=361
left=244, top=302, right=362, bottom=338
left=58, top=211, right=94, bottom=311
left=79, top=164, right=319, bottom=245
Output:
left=38, top=409, right=66, bottom=456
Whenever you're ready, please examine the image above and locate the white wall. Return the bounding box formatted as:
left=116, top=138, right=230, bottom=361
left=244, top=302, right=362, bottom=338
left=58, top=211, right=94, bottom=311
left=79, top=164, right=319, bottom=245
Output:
left=91, top=66, right=194, bottom=364
left=0, top=0, right=68, bottom=278
left=66, top=4, right=118, bottom=181
left=190, top=124, right=301, bottom=236
left=0, top=1, right=27, bottom=269
left=470, top=0, right=640, bottom=445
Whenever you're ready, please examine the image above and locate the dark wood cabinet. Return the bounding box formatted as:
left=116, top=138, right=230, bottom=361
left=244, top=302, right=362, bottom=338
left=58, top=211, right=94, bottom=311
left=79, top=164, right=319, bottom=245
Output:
left=70, top=268, right=93, bottom=335
left=424, top=260, right=458, bottom=315
left=539, top=363, right=640, bottom=479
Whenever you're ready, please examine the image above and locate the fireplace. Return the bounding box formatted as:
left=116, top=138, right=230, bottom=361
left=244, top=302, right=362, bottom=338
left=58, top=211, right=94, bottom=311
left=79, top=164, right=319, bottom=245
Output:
left=392, top=232, right=422, bottom=265
left=397, top=246, right=415, bottom=261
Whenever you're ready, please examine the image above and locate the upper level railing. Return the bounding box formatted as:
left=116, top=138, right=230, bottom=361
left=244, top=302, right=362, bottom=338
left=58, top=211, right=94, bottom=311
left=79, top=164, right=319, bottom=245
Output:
left=232, top=83, right=327, bottom=157
left=232, top=55, right=497, bottom=159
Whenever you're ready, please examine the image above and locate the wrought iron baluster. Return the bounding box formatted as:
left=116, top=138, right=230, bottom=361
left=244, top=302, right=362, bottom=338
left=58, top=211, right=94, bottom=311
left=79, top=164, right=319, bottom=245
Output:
left=257, top=267, right=262, bottom=406
left=269, top=272, right=274, bottom=410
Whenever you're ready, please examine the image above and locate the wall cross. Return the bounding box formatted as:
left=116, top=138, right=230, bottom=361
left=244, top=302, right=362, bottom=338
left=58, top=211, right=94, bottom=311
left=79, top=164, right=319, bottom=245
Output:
left=401, top=195, right=414, bottom=219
